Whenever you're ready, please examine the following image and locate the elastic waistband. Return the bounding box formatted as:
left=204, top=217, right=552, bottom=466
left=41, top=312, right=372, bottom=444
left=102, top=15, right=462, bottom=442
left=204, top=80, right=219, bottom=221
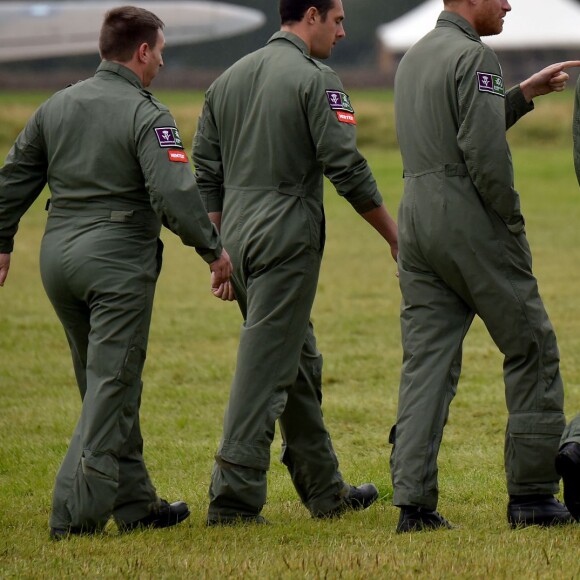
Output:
left=403, top=163, right=469, bottom=179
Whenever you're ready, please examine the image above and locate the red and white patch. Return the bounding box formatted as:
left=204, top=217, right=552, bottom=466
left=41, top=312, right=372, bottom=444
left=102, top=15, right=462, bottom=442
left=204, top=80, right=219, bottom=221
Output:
left=336, top=111, right=356, bottom=125
left=168, top=149, right=188, bottom=163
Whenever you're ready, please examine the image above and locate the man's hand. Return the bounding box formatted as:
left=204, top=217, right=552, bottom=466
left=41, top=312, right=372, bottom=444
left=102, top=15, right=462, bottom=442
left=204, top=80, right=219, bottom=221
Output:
left=0, top=253, right=10, bottom=287
left=211, top=278, right=236, bottom=301
left=209, top=249, right=235, bottom=301
left=520, top=61, right=580, bottom=102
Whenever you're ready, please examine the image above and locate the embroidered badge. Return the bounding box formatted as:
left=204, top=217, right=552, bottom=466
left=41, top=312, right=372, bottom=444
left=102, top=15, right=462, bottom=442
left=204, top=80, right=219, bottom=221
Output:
left=168, top=149, right=188, bottom=163
left=476, top=72, right=505, bottom=97
left=326, top=90, right=354, bottom=113
left=336, top=111, right=356, bottom=125
left=154, top=127, right=184, bottom=148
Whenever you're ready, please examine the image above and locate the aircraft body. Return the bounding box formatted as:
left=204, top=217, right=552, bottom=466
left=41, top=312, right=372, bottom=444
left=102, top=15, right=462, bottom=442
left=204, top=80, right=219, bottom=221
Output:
left=0, top=1, right=265, bottom=62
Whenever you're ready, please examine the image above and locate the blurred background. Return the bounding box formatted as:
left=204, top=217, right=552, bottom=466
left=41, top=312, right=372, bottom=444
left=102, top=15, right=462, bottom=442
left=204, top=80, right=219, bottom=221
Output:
left=0, top=0, right=579, bottom=90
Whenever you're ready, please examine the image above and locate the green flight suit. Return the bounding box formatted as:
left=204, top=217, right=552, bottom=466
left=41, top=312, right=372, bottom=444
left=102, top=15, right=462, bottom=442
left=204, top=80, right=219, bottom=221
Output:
left=193, top=31, right=383, bottom=520
left=391, top=11, right=565, bottom=509
left=0, top=61, right=222, bottom=531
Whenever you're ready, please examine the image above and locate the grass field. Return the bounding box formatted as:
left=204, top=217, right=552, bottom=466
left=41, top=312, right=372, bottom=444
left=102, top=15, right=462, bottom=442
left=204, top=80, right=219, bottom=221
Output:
left=1, top=88, right=580, bottom=578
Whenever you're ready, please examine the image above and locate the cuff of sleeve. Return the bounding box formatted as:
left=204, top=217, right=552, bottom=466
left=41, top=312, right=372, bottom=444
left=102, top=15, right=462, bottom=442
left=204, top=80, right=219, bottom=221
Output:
left=195, top=239, right=223, bottom=264
left=0, top=240, right=14, bottom=253
left=504, top=210, right=526, bottom=234
left=507, top=219, right=525, bottom=235
left=509, top=86, right=535, bottom=113
left=201, top=189, right=224, bottom=213
left=206, top=202, right=224, bottom=213
left=349, top=191, right=384, bottom=214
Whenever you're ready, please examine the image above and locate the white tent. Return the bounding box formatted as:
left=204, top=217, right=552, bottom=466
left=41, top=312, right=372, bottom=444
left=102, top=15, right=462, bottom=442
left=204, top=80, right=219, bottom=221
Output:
left=378, top=0, right=580, bottom=52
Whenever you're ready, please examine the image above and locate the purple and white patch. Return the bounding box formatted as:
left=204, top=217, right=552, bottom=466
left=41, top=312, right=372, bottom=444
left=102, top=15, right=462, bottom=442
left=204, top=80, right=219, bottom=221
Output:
left=326, top=90, right=343, bottom=109
left=154, top=127, right=183, bottom=148
left=477, top=72, right=493, bottom=92
left=325, top=90, right=354, bottom=113
left=476, top=72, right=505, bottom=97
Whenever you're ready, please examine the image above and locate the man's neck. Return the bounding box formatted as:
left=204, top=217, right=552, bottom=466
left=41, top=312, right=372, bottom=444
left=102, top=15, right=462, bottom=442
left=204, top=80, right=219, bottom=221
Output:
left=280, top=25, right=311, bottom=54
left=444, top=4, right=476, bottom=29
left=109, top=58, right=145, bottom=86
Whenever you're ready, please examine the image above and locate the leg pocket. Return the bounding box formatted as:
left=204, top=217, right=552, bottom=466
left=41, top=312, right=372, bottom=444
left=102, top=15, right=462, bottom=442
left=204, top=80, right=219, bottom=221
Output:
left=507, top=413, right=565, bottom=484
left=117, top=341, right=146, bottom=387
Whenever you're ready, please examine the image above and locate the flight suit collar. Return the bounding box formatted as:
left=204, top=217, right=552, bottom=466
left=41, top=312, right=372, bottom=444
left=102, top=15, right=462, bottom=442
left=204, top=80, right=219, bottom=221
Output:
left=436, top=10, right=481, bottom=43
left=96, top=60, right=145, bottom=90
left=267, top=30, right=310, bottom=56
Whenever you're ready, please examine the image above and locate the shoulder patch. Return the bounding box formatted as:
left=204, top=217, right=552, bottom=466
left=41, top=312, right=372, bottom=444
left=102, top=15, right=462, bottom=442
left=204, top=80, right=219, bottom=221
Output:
left=326, top=90, right=354, bottom=113
left=168, top=149, right=188, bottom=163
left=154, top=127, right=184, bottom=149
left=336, top=111, right=356, bottom=125
left=476, top=72, right=505, bottom=97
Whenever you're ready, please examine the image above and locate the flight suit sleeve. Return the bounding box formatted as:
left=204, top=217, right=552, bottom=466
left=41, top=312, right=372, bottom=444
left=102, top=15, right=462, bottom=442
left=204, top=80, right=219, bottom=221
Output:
left=504, top=85, right=534, bottom=130
left=192, top=94, right=224, bottom=213
left=136, top=102, right=222, bottom=264
left=456, top=45, right=524, bottom=234
left=573, top=77, right=580, bottom=188
left=305, top=69, right=383, bottom=214
left=0, top=108, right=48, bottom=253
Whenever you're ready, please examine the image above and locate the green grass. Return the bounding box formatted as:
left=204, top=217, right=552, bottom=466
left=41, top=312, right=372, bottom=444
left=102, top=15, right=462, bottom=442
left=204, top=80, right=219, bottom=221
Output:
left=1, top=90, right=580, bottom=577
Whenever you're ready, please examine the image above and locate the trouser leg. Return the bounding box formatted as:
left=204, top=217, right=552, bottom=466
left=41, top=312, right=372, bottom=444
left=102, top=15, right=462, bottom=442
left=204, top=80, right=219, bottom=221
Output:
left=208, top=249, right=323, bottom=520
left=278, top=323, right=347, bottom=516
left=391, top=264, right=473, bottom=509
left=113, top=410, right=159, bottom=524
left=561, top=414, right=580, bottom=446
left=47, top=289, right=157, bottom=529
left=41, top=221, right=159, bottom=530
left=472, top=226, right=564, bottom=496
left=113, top=241, right=163, bottom=523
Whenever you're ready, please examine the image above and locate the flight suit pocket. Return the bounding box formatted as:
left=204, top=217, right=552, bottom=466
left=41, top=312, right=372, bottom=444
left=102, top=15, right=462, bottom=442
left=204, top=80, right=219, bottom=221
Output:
left=117, top=341, right=146, bottom=387
left=506, top=415, right=564, bottom=484
left=81, top=450, right=118, bottom=481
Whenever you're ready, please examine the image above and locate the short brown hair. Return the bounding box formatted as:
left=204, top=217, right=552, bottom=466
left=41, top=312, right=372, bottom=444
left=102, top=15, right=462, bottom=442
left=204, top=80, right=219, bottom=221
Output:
left=279, top=0, right=334, bottom=25
left=99, top=6, right=164, bottom=62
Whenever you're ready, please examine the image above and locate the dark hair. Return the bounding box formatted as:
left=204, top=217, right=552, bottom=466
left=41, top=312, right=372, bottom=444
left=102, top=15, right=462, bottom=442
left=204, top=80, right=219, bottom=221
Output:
left=99, top=6, right=164, bottom=62
left=279, top=0, right=334, bottom=24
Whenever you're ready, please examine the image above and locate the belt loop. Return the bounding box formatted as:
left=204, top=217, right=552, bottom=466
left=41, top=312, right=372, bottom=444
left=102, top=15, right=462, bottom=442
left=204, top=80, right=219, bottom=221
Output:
left=110, top=210, right=135, bottom=223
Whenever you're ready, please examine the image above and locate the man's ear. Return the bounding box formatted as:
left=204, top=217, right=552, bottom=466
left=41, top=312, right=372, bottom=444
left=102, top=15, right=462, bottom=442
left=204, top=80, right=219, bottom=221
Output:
left=304, top=6, right=319, bottom=24
left=136, top=42, right=149, bottom=63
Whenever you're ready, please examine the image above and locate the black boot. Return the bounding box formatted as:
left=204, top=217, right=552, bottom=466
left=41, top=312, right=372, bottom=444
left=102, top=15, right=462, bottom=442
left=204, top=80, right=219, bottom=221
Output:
left=507, top=494, right=571, bottom=528
left=396, top=506, right=455, bottom=533
left=316, top=483, right=379, bottom=518
left=119, top=499, right=190, bottom=532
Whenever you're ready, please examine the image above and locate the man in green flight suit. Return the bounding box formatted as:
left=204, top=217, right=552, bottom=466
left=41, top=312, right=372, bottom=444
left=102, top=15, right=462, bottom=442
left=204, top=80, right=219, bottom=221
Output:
left=0, top=6, right=232, bottom=539
left=193, top=0, right=399, bottom=524
left=555, top=79, right=580, bottom=522
left=391, top=0, right=580, bottom=532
